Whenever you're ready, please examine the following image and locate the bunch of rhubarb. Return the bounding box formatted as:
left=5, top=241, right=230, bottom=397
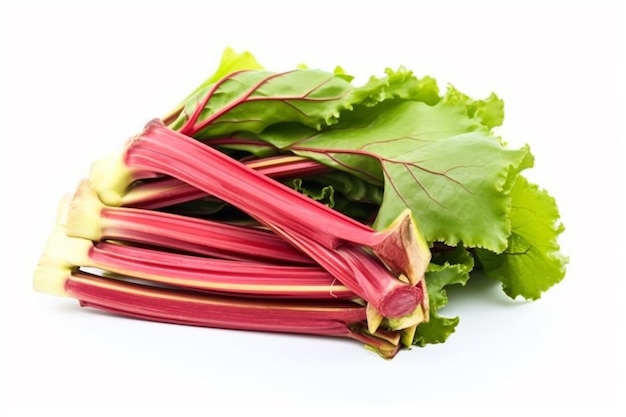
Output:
left=33, top=48, right=568, bottom=358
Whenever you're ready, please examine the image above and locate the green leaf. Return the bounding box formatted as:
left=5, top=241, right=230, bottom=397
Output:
left=171, top=66, right=442, bottom=139
left=414, top=246, right=474, bottom=346
left=261, top=101, right=530, bottom=252
left=170, top=69, right=356, bottom=136
left=475, top=176, right=568, bottom=300
left=374, top=132, right=529, bottom=251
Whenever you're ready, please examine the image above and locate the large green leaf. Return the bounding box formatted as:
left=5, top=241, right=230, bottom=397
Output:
left=170, top=65, right=442, bottom=139
left=169, top=69, right=352, bottom=136
left=475, top=176, right=568, bottom=300
left=261, top=101, right=530, bottom=252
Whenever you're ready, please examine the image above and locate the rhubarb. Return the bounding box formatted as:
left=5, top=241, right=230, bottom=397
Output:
left=90, top=119, right=431, bottom=288
left=67, top=180, right=313, bottom=265
left=33, top=267, right=400, bottom=358
left=33, top=48, right=568, bottom=355
left=43, top=205, right=355, bottom=299
left=69, top=179, right=423, bottom=321
left=270, top=223, right=427, bottom=325
left=119, top=155, right=329, bottom=209
left=89, top=120, right=430, bottom=321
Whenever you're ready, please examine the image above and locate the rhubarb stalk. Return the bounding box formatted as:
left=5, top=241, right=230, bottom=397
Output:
left=42, top=218, right=355, bottom=300
left=270, top=223, right=427, bottom=325
left=90, top=119, right=431, bottom=287
left=67, top=182, right=422, bottom=322
left=120, top=155, right=328, bottom=209
left=67, top=180, right=313, bottom=265
left=33, top=267, right=400, bottom=358
left=94, top=152, right=328, bottom=209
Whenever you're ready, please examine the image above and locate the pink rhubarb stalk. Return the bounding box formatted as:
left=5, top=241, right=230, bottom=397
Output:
left=90, top=119, right=431, bottom=286
left=33, top=268, right=400, bottom=358
left=93, top=150, right=328, bottom=209
left=270, top=223, right=427, bottom=324
left=42, top=220, right=355, bottom=300
left=68, top=180, right=313, bottom=265
left=120, top=155, right=328, bottom=209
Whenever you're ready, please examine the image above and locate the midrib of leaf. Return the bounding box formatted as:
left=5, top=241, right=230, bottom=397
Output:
left=289, top=143, right=475, bottom=210
left=181, top=69, right=251, bottom=135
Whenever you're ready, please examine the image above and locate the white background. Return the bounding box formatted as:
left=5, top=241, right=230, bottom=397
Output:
left=1, top=0, right=623, bottom=415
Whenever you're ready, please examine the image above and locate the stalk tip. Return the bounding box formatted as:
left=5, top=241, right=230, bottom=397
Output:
left=372, top=209, right=432, bottom=286
left=66, top=180, right=105, bottom=241
left=383, top=304, right=426, bottom=331
left=37, top=224, right=93, bottom=272
left=378, top=284, right=422, bottom=319
left=366, top=303, right=384, bottom=333
left=89, top=151, right=133, bottom=206
left=400, top=324, right=418, bottom=347
left=33, top=265, right=71, bottom=297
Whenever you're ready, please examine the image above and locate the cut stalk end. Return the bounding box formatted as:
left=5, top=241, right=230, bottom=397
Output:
left=377, top=284, right=423, bottom=318
left=372, top=209, right=432, bottom=286
left=350, top=323, right=402, bottom=359
left=36, top=197, right=94, bottom=273
left=38, top=225, right=93, bottom=270
left=400, top=324, right=418, bottom=347
left=366, top=303, right=384, bottom=333
left=33, top=265, right=71, bottom=297
left=383, top=303, right=427, bottom=331
left=66, top=180, right=105, bottom=241
left=89, top=150, right=135, bottom=206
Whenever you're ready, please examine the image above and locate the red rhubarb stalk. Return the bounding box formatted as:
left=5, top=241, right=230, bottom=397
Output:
left=270, top=223, right=427, bottom=324
left=120, top=155, right=328, bottom=209
left=33, top=267, right=400, bottom=358
left=67, top=180, right=313, bottom=265
left=93, top=240, right=355, bottom=299
left=91, top=119, right=430, bottom=287
left=43, top=222, right=355, bottom=300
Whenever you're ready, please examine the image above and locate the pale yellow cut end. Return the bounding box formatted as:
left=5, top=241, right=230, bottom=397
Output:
left=370, top=329, right=401, bottom=346
left=374, top=208, right=432, bottom=286
left=88, top=151, right=133, bottom=206
left=37, top=224, right=93, bottom=271
left=366, top=302, right=384, bottom=334
left=383, top=304, right=426, bottom=331
left=400, top=324, right=418, bottom=348
left=33, top=265, right=71, bottom=297
left=66, top=180, right=105, bottom=241
left=55, top=194, right=73, bottom=227
left=398, top=208, right=431, bottom=284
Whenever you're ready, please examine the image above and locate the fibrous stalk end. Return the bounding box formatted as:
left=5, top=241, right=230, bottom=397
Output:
left=66, top=180, right=105, bottom=241
left=377, top=282, right=423, bottom=318
left=349, top=323, right=402, bottom=359
left=383, top=303, right=426, bottom=331
left=400, top=324, right=418, bottom=347
left=366, top=303, right=384, bottom=333
left=35, top=197, right=93, bottom=288
left=372, top=208, right=432, bottom=286
left=88, top=150, right=134, bottom=206
left=33, top=265, right=71, bottom=297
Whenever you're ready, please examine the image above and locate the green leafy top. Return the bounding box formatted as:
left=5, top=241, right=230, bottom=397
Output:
left=167, top=48, right=568, bottom=346
left=259, top=102, right=530, bottom=253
